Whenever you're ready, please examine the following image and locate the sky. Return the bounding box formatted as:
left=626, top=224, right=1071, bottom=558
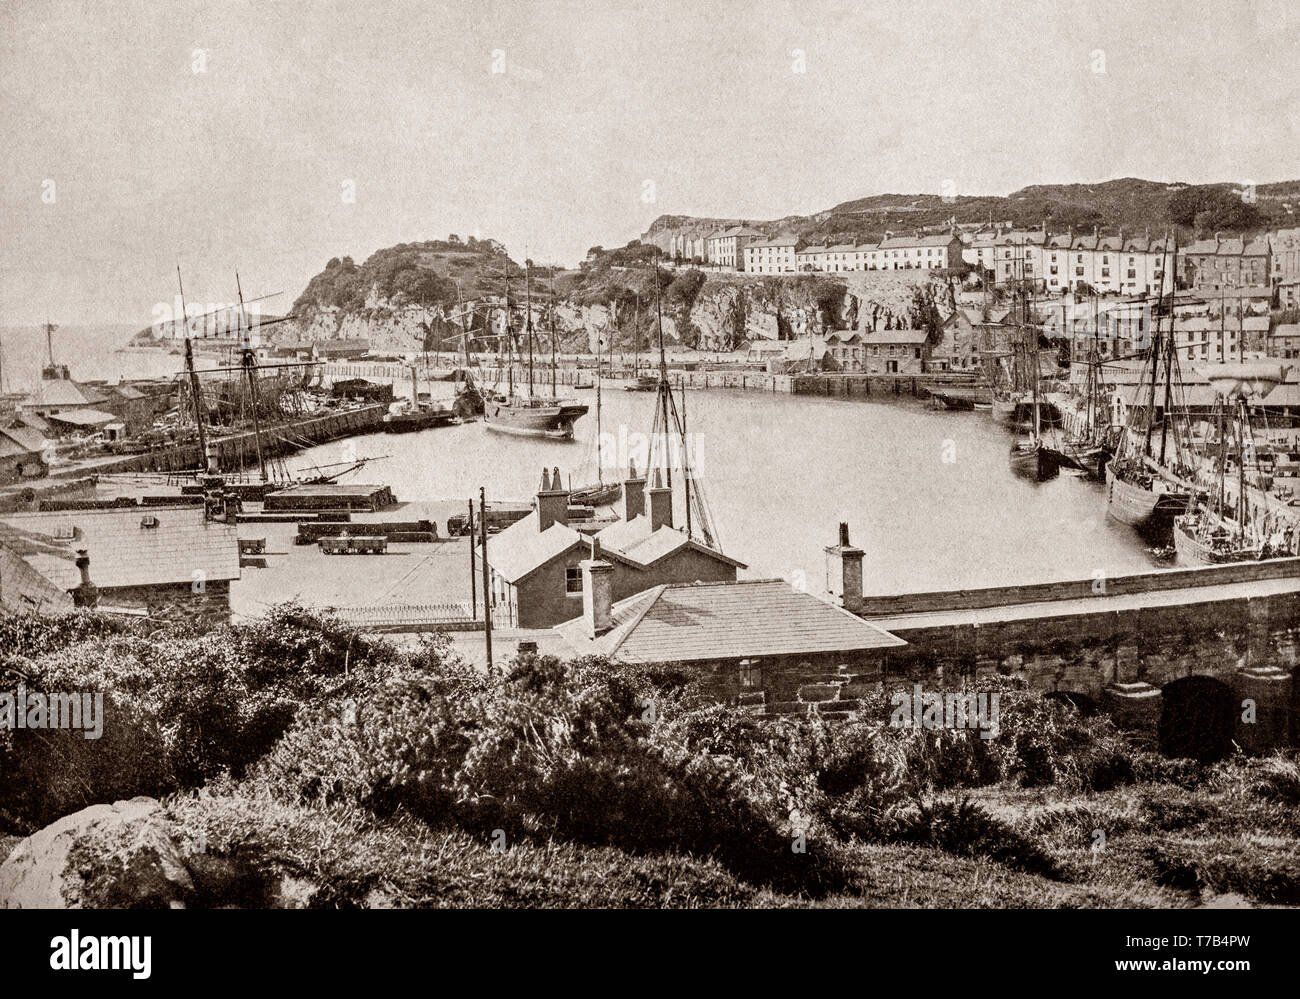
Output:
left=1, top=0, right=1297, bottom=325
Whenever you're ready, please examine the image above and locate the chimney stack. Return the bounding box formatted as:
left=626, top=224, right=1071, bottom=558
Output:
left=647, top=467, right=672, bottom=531
left=71, top=549, right=98, bottom=609
left=622, top=461, right=646, bottom=523
left=824, top=522, right=864, bottom=614
left=581, top=544, right=615, bottom=637
left=536, top=466, right=569, bottom=531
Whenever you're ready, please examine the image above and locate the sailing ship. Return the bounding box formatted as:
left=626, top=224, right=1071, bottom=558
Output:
left=1106, top=240, right=1196, bottom=529
left=382, top=361, right=456, bottom=432
left=1006, top=306, right=1069, bottom=480
left=482, top=264, right=588, bottom=439
left=1173, top=362, right=1292, bottom=565
left=173, top=269, right=375, bottom=486
left=623, top=293, right=657, bottom=391
left=634, top=264, right=722, bottom=549
left=1061, top=328, right=1117, bottom=480
left=563, top=275, right=620, bottom=507
left=447, top=281, right=485, bottom=418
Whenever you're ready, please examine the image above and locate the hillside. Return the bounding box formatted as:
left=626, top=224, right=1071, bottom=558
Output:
left=644, top=177, right=1299, bottom=255
left=286, top=236, right=953, bottom=355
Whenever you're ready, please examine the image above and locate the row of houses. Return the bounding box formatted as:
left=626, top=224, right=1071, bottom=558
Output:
left=663, top=222, right=1300, bottom=305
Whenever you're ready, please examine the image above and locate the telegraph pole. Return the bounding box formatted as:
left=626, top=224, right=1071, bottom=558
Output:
left=468, top=499, right=477, bottom=619
left=480, top=486, right=492, bottom=673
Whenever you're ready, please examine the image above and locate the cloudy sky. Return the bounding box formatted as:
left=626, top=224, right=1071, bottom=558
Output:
left=1, top=0, right=1296, bottom=324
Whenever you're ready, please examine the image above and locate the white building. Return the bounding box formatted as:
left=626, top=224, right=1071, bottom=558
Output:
left=744, top=235, right=802, bottom=274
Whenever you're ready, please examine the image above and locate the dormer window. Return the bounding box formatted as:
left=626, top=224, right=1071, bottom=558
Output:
left=140, top=515, right=160, bottom=529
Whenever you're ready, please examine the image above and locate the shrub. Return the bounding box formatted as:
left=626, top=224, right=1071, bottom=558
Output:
left=898, top=796, right=1060, bottom=879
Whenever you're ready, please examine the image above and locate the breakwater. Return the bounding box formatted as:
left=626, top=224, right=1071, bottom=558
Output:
left=322, top=359, right=979, bottom=401
left=48, top=404, right=388, bottom=479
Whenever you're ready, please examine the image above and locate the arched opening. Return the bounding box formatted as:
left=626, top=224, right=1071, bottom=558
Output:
left=1045, top=690, right=1098, bottom=717
left=1158, top=676, right=1236, bottom=762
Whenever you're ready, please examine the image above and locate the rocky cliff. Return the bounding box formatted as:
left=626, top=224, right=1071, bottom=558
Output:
left=286, top=251, right=957, bottom=355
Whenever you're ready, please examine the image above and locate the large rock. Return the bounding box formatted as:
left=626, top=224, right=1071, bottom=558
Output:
left=0, top=797, right=193, bottom=909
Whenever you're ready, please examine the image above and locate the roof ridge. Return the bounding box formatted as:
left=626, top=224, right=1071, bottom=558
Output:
left=606, top=583, right=668, bottom=656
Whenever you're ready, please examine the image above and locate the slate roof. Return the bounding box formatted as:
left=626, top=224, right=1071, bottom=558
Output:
left=0, top=426, right=49, bottom=454
left=860, top=328, right=930, bottom=344
left=485, top=512, right=587, bottom=583
left=491, top=510, right=746, bottom=583
left=0, top=507, right=240, bottom=591
left=878, top=234, right=959, bottom=249
left=554, top=579, right=906, bottom=663
left=0, top=546, right=75, bottom=613
left=31, top=379, right=100, bottom=407
left=44, top=409, right=118, bottom=428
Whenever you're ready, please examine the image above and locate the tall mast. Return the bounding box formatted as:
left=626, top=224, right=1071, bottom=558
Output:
left=1237, top=397, right=1246, bottom=535
left=595, top=322, right=603, bottom=486
left=1158, top=235, right=1178, bottom=465
left=504, top=271, right=513, bottom=397
left=549, top=266, right=558, bottom=398
left=1142, top=256, right=1163, bottom=460
left=457, top=280, right=470, bottom=370
left=680, top=374, right=692, bottom=538
left=177, top=267, right=209, bottom=473
left=655, top=265, right=671, bottom=487
left=236, top=270, right=268, bottom=482
left=633, top=294, right=640, bottom=376
left=525, top=260, right=534, bottom=399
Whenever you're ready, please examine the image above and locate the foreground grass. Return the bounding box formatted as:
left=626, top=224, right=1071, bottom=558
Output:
left=5, top=605, right=1298, bottom=909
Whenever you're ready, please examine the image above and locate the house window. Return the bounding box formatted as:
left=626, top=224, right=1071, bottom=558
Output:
left=565, top=567, right=583, bottom=594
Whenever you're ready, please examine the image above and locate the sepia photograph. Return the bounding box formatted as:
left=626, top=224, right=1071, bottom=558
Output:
left=0, top=0, right=1295, bottom=978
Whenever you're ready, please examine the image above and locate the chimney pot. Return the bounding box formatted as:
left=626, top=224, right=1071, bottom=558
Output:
left=647, top=468, right=672, bottom=531
left=622, top=462, right=646, bottom=522
left=536, top=466, right=569, bottom=530
left=71, top=549, right=98, bottom=608
left=824, top=525, right=865, bottom=614
left=580, top=557, right=615, bottom=637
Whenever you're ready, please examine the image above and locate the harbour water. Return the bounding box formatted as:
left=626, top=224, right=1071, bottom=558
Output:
left=283, top=380, right=1162, bottom=598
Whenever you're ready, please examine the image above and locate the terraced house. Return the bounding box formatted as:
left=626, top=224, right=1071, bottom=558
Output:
left=744, top=235, right=802, bottom=274
left=1182, top=235, right=1272, bottom=291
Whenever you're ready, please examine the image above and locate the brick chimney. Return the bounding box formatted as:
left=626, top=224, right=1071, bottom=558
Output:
left=71, top=549, right=98, bottom=609
left=581, top=541, right=614, bottom=637
left=647, top=467, right=672, bottom=531
left=622, top=461, right=646, bottom=522
left=536, top=466, right=569, bottom=531
left=824, top=522, right=864, bottom=614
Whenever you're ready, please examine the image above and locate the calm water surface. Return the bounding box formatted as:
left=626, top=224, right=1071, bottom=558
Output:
left=286, top=381, right=1158, bottom=598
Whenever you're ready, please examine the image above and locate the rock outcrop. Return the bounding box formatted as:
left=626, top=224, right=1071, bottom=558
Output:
left=0, top=797, right=192, bottom=909
left=0, top=797, right=310, bottom=909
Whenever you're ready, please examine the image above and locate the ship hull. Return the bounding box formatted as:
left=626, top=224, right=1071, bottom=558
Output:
left=383, top=411, right=456, bottom=433
left=1172, top=517, right=1261, bottom=566
left=1105, top=462, right=1189, bottom=527
left=1009, top=441, right=1057, bottom=481
left=571, top=482, right=621, bottom=506
left=483, top=401, right=588, bottom=439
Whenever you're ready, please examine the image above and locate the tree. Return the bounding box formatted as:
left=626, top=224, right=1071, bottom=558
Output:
left=1169, top=185, right=1260, bottom=233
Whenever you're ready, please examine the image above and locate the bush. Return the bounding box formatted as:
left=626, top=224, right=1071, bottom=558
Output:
left=0, top=603, right=433, bottom=832
left=899, top=796, right=1060, bottom=879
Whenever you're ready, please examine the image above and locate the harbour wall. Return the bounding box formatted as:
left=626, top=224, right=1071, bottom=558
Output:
left=858, top=558, right=1300, bottom=752
left=322, top=360, right=977, bottom=401
left=49, top=404, right=388, bottom=479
